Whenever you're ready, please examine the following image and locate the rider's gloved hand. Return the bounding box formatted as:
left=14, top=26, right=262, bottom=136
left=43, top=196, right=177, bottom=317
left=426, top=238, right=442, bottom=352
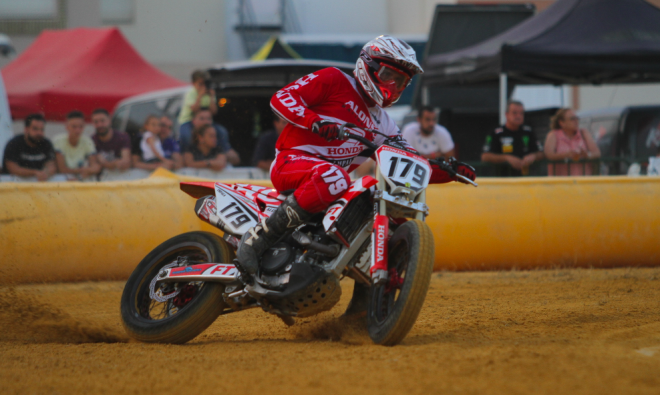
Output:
left=449, top=157, right=476, bottom=183
left=311, top=119, right=340, bottom=141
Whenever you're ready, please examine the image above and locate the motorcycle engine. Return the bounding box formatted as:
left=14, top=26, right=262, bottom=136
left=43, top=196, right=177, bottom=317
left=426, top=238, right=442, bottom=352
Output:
left=257, top=232, right=342, bottom=317
left=261, top=242, right=294, bottom=275
left=259, top=242, right=297, bottom=289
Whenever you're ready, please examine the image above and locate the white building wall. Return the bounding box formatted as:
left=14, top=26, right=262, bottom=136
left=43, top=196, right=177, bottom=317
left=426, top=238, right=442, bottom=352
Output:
left=291, top=0, right=388, bottom=34
left=387, top=0, right=456, bottom=35
left=119, top=0, right=228, bottom=81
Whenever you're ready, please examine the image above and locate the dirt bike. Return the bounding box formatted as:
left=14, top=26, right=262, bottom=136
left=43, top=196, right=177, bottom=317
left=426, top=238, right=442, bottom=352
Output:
left=120, top=124, right=477, bottom=346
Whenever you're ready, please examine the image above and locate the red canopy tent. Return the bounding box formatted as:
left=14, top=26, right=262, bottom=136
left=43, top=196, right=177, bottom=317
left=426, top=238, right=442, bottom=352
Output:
left=2, top=27, right=185, bottom=120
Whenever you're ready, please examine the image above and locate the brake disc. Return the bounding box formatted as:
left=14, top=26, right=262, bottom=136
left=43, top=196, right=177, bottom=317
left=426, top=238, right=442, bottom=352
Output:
left=149, top=262, right=181, bottom=303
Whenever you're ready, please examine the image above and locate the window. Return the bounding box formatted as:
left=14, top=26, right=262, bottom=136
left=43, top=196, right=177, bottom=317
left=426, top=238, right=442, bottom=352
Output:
left=0, top=0, right=65, bottom=34
left=0, top=0, right=58, bottom=19
left=101, top=0, right=135, bottom=25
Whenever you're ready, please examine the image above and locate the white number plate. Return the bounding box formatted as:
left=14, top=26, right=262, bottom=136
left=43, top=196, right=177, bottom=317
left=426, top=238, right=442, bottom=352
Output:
left=376, top=146, right=431, bottom=190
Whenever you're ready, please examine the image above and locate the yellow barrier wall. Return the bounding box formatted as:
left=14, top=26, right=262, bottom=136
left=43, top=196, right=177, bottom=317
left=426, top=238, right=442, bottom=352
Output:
left=0, top=170, right=271, bottom=284
left=1, top=170, right=658, bottom=283
left=426, top=177, right=660, bottom=270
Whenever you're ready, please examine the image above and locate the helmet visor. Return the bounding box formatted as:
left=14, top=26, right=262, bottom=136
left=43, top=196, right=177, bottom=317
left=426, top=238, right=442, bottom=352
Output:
left=376, top=63, right=411, bottom=91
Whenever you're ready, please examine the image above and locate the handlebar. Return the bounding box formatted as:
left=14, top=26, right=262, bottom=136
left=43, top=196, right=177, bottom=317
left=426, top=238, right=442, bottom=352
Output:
left=430, top=159, right=478, bottom=187
left=338, top=123, right=378, bottom=150
left=338, top=123, right=478, bottom=187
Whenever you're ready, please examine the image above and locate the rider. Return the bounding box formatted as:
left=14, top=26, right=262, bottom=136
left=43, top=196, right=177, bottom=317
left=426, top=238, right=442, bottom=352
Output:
left=236, top=35, right=475, bottom=283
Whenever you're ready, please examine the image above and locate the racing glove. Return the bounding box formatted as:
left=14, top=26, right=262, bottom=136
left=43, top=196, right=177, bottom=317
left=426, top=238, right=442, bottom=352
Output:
left=449, top=157, right=477, bottom=184
left=311, top=120, right=340, bottom=141
left=428, top=158, right=477, bottom=184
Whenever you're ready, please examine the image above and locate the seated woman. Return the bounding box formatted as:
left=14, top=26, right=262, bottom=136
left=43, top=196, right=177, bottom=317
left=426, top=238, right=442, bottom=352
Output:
left=183, top=124, right=227, bottom=171
left=158, top=115, right=183, bottom=169
left=133, top=115, right=175, bottom=171
left=544, top=108, right=601, bottom=176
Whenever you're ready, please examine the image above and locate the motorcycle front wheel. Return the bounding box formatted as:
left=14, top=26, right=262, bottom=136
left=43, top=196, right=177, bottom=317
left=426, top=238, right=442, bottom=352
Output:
left=120, top=231, right=235, bottom=344
left=367, top=219, right=435, bottom=346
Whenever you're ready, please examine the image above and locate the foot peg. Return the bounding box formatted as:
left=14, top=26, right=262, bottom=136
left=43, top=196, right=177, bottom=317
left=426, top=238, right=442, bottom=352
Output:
left=232, top=259, right=254, bottom=286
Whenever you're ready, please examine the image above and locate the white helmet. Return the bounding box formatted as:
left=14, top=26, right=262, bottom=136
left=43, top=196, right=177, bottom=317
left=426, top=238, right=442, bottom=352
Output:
left=354, top=35, right=423, bottom=108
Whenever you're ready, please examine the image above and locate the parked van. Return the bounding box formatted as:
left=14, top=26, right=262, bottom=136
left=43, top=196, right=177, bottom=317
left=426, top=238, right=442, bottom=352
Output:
left=112, top=59, right=354, bottom=166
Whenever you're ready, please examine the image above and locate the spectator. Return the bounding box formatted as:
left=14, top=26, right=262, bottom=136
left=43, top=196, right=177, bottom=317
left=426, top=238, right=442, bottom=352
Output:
left=183, top=124, right=227, bottom=171
left=2, top=113, right=58, bottom=181
left=53, top=111, right=101, bottom=180
left=252, top=115, right=287, bottom=171
left=178, top=70, right=217, bottom=125
left=133, top=115, right=174, bottom=171
left=91, top=108, right=131, bottom=172
left=482, top=100, right=543, bottom=176
left=179, top=107, right=240, bottom=165
left=544, top=108, right=600, bottom=176
left=402, top=106, right=455, bottom=160
left=159, top=116, right=182, bottom=169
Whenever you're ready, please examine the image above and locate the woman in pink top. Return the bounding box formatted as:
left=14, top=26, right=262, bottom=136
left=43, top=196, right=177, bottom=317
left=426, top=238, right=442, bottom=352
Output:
left=544, top=108, right=601, bottom=176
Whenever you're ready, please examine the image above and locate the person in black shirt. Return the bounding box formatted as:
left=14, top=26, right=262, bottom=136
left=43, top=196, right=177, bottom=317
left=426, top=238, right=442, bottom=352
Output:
left=2, top=113, right=57, bottom=181
left=252, top=115, right=287, bottom=172
left=482, top=100, right=543, bottom=176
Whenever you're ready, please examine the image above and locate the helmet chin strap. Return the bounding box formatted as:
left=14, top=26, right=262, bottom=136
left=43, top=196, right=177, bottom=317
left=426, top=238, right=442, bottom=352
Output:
left=354, top=75, right=377, bottom=108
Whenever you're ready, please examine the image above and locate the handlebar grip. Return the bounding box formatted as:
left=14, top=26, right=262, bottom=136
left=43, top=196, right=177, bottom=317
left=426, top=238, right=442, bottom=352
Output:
left=338, top=123, right=356, bottom=141
left=430, top=159, right=478, bottom=187
left=431, top=159, right=456, bottom=176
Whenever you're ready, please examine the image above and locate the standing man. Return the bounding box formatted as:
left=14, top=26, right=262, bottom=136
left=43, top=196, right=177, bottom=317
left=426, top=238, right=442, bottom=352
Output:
left=179, top=107, right=240, bottom=165
left=2, top=113, right=58, bottom=181
left=402, top=106, right=455, bottom=160
left=91, top=108, right=131, bottom=172
left=178, top=70, right=217, bottom=125
left=252, top=115, right=287, bottom=171
left=53, top=111, right=101, bottom=179
left=482, top=100, right=543, bottom=176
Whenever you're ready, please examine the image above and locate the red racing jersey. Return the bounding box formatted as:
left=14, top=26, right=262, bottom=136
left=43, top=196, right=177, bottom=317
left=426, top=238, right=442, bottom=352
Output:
left=270, top=67, right=453, bottom=183
left=271, top=67, right=408, bottom=172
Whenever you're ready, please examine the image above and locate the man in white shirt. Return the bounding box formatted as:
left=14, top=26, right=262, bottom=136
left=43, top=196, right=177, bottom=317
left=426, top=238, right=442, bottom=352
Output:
left=401, top=106, right=455, bottom=160
left=53, top=110, right=101, bottom=180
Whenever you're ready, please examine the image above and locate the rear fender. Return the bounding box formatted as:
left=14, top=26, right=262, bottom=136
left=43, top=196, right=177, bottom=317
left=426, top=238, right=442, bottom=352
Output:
left=180, top=182, right=217, bottom=199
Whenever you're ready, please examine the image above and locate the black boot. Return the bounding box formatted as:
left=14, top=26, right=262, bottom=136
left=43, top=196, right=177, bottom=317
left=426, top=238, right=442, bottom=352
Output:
left=236, top=195, right=311, bottom=277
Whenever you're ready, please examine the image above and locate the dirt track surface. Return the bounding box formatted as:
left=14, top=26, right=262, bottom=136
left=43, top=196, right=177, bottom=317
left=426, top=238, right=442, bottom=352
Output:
left=2, top=268, right=660, bottom=395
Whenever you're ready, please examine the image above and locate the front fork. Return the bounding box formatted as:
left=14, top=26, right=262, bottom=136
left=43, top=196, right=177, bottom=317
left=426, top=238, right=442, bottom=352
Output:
left=370, top=169, right=390, bottom=285
left=369, top=168, right=427, bottom=285
left=370, top=210, right=389, bottom=285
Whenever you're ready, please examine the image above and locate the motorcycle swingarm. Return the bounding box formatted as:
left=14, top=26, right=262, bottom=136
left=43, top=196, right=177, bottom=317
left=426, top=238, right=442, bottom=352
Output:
left=156, top=263, right=240, bottom=284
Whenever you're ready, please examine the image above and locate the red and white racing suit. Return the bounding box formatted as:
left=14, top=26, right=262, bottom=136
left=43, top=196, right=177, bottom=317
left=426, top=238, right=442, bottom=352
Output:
left=270, top=67, right=452, bottom=213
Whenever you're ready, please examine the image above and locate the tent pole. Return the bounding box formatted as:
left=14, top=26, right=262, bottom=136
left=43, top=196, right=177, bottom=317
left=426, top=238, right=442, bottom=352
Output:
left=499, top=73, right=507, bottom=125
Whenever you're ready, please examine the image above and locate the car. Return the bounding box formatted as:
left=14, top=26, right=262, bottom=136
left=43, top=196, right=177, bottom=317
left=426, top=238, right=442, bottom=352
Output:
left=112, top=59, right=355, bottom=166
left=577, top=105, right=660, bottom=175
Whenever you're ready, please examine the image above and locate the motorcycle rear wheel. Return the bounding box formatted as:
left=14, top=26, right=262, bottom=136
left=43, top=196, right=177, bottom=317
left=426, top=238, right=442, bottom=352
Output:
left=367, top=219, right=435, bottom=346
left=120, top=231, right=235, bottom=344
